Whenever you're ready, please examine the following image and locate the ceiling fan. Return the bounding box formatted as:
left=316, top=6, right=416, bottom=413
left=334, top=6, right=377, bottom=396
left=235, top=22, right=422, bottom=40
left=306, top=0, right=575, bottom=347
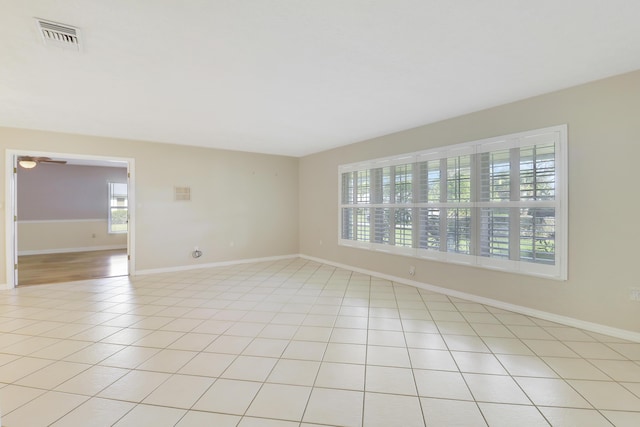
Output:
left=18, top=156, right=67, bottom=169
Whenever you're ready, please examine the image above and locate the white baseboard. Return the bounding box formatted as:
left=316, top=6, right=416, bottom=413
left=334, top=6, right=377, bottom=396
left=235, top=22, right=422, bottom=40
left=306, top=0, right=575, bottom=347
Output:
left=18, top=245, right=127, bottom=256
left=135, top=254, right=299, bottom=276
left=300, top=254, right=640, bottom=343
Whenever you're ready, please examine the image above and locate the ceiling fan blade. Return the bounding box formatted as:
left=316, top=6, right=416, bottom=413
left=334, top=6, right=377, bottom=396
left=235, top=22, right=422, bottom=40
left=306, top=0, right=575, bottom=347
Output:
left=40, top=160, right=67, bottom=164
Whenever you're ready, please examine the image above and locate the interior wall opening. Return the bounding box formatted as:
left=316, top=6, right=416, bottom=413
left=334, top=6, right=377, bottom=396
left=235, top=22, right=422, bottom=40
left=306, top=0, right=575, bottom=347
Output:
left=6, top=151, right=134, bottom=287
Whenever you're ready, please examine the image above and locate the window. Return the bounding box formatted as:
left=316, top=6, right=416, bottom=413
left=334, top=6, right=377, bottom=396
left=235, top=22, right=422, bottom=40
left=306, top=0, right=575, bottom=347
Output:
left=108, top=182, right=128, bottom=234
left=339, top=125, right=567, bottom=280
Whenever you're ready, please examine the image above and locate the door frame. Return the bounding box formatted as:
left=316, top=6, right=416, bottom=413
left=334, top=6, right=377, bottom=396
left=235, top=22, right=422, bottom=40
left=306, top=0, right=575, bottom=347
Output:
left=4, top=149, right=136, bottom=288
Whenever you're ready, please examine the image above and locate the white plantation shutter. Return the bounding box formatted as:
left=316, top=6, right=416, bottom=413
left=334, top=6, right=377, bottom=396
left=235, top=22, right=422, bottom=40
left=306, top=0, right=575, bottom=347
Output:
left=338, top=125, right=567, bottom=280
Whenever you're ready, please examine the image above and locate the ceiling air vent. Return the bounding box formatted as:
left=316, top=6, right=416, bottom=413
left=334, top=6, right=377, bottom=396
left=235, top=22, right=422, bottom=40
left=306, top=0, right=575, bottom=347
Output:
left=35, top=19, right=81, bottom=51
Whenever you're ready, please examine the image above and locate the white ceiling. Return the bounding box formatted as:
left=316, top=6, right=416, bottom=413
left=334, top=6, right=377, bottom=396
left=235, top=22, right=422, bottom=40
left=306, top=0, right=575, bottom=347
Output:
left=1, top=1, right=639, bottom=157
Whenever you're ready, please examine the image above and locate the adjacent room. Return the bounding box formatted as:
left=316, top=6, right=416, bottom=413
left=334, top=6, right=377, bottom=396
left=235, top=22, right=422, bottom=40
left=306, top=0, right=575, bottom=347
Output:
left=16, top=159, right=129, bottom=285
left=0, top=1, right=639, bottom=426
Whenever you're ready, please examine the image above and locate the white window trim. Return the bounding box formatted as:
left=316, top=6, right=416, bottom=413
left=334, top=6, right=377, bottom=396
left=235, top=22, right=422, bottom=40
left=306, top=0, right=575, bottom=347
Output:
left=338, top=125, right=568, bottom=281
left=108, top=181, right=128, bottom=235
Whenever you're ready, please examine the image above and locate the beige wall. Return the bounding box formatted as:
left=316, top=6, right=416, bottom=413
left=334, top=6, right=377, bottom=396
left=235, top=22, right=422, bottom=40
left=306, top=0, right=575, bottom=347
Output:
left=299, top=70, right=640, bottom=333
left=18, top=220, right=126, bottom=254
left=3, top=69, right=639, bottom=334
left=1, top=128, right=299, bottom=277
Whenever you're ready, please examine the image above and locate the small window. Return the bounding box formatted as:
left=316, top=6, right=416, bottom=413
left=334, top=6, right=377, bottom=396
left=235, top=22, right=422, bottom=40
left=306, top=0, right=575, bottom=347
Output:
left=108, top=182, right=128, bottom=234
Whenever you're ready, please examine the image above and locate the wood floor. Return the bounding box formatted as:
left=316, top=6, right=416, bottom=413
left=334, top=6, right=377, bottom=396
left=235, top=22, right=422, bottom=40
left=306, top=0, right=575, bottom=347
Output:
left=17, top=249, right=128, bottom=286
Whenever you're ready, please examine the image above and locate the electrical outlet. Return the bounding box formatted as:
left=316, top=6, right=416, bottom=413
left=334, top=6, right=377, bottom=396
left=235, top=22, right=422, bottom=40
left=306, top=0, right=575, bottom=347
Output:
left=192, top=247, right=203, bottom=259
left=409, top=265, right=416, bottom=276
left=630, top=288, right=640, bottom=301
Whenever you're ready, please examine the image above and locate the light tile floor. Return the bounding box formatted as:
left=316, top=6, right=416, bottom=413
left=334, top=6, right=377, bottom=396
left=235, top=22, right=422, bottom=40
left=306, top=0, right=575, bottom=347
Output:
left=0, top=258, right=639, bottom=426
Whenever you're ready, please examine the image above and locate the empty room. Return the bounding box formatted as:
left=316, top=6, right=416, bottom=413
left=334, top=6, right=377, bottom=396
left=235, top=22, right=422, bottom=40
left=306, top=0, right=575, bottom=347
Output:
left=0, top=1, right=639, bottom=426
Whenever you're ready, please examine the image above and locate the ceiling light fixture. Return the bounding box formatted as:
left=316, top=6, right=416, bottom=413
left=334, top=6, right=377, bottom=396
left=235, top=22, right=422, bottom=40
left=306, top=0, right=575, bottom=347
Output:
left=18, top=159, right=38, bottom=169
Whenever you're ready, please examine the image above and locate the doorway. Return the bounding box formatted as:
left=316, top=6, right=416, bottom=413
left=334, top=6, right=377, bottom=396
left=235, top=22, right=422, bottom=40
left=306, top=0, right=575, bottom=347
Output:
left=5, top=150, right=135, bottom=288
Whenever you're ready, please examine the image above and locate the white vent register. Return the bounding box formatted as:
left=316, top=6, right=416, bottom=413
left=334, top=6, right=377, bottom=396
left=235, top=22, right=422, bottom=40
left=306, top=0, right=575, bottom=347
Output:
left=174, top=186, right=191, bottom=201
left=36, top=19, right=81, bottom=51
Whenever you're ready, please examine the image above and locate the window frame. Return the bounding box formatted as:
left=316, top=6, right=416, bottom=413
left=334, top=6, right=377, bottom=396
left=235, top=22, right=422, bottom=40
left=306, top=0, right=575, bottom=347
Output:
left=108, top=181, right=128, bottom=234
left=338, top=125, right=568, bottom=280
